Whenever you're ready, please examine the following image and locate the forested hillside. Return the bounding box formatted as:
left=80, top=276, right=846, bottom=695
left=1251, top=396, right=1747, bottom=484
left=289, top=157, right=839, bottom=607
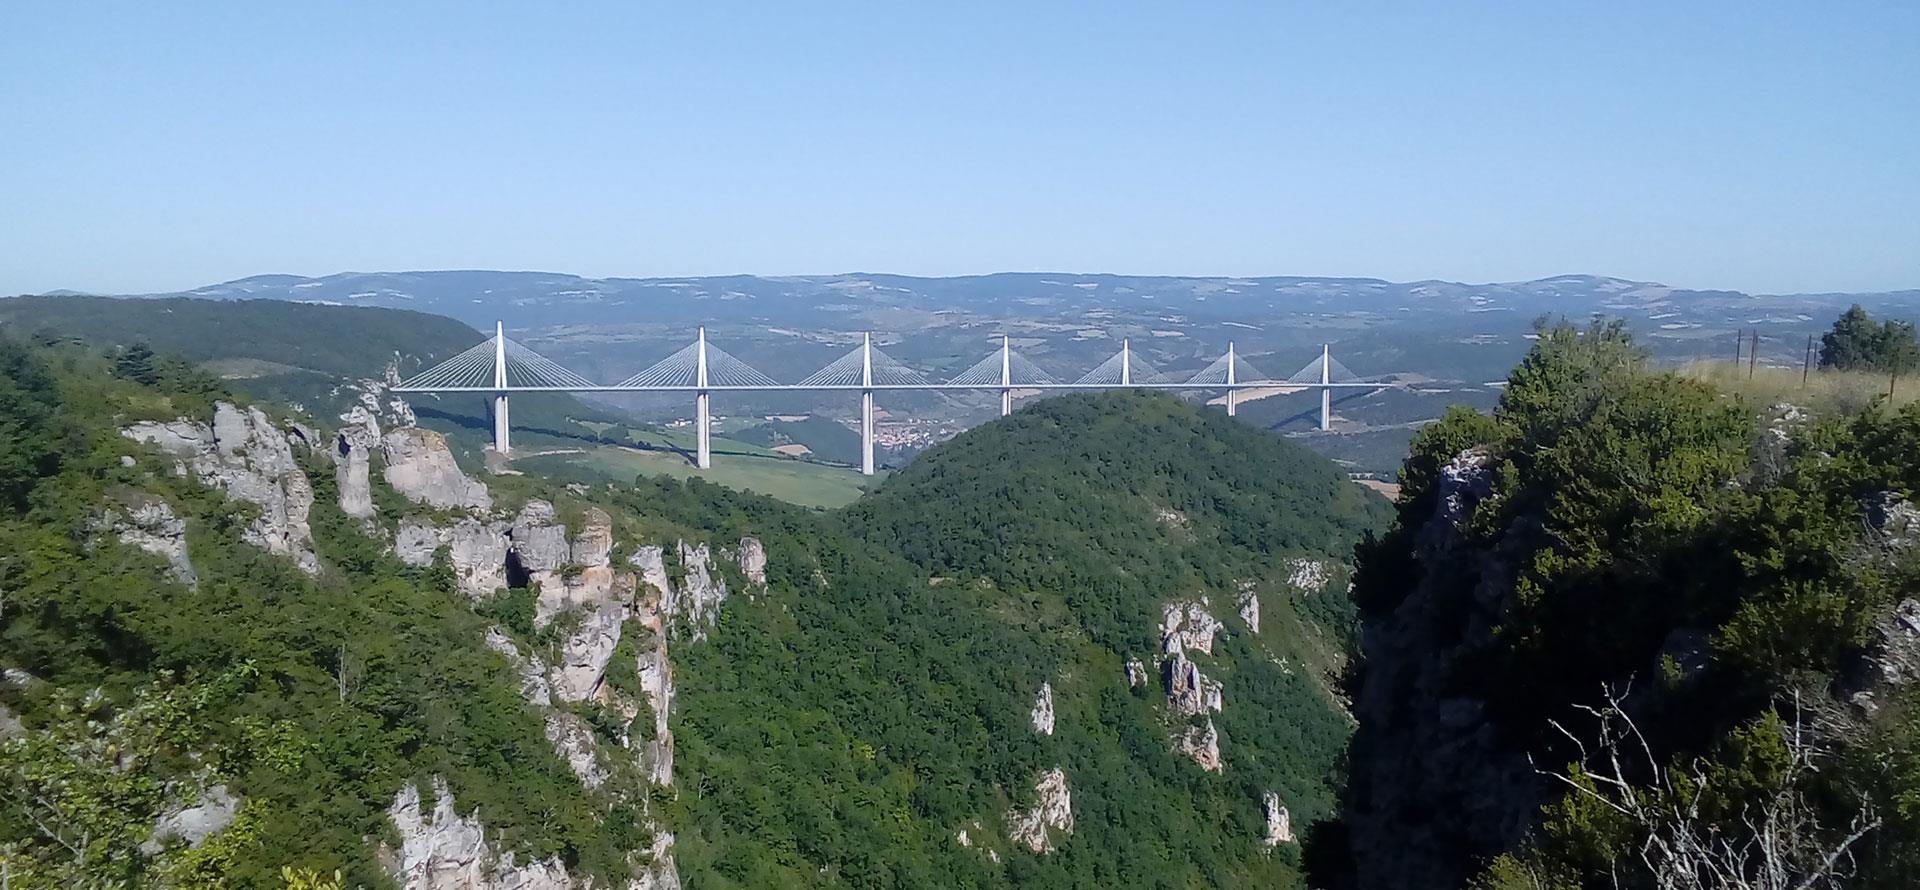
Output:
left=1313, top=322, right=1920, bottom=889
left=0, top=326, right=1385, bottom=888
left=0, top=296, right=644, bottom=469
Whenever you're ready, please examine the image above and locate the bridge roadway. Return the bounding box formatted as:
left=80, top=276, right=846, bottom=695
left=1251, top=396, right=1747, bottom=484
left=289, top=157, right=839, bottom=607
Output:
left=391, top=323, right=1392, bottom=475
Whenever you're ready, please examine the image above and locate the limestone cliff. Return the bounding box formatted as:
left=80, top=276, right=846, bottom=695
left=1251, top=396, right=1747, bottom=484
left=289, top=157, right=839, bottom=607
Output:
left=104, top=497, right=198, bottom=589
left=384, top=427, right=492, bottom=512
left=123, top=402, right=320, bottom=575
left=1005, top=768, right=1074, bottom=854
left=384, top=779, right=573, bottom=890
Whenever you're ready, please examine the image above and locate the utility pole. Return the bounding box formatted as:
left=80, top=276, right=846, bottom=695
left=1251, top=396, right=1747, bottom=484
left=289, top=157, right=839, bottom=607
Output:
left=492, top=320, right=509, bottom=454
left=1735, top=330, right=1743, bottom=368
left=1748, top=329, right=1759, bottom=379
left=1803, top=334, right=1814, bottom=387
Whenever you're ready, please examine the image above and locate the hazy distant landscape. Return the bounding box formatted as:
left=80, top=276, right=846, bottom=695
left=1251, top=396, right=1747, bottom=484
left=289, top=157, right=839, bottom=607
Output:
left=57, top=269, right=1920, bottom=478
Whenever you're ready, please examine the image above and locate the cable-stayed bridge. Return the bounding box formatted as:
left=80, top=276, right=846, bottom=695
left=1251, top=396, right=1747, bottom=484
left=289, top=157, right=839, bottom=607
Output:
left=393, top=322, right=1391, bottom=475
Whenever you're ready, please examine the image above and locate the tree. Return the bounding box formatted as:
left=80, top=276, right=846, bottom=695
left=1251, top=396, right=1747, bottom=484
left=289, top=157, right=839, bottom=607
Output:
left=114, top=340, right=159, bottom=385
left=1819, top=305, right=1918, bottom=373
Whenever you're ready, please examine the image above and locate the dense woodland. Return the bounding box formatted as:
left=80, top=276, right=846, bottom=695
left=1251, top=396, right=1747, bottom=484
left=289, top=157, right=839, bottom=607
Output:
left=0, top=319, right=1384, bottom=888
left=1315, top=321, right=1920, bottom=889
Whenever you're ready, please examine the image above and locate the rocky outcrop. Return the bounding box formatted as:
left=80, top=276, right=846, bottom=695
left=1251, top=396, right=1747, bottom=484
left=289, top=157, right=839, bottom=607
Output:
left=1236, top=581, right=1260, bottom=634
left=1030, top=682, right=1056, bottom=736
left=141, top=785, right=240, bottom=855
left=630, top=546, right=673, bottom=600
left=1263, top=792, right=1294, bottom=846
left=1124, top=658, right=1149, bottom=689
left=667, top=542, right=729, bottom=641
left=336, top=404, right=381, bottom=520
left=395, top=516, right=513, bottom=601
left=1164, top=649, right=1224, bottom=717
left=634, top=831, right=681, bottom=890
left=1161, top=600, right=1223, bottom=656
left=544, top=713, right=607, bottom=791
left=107, top=498, right=198, bottom=589
left=395, top=518, right=446, bottom=567
left=450, top=520, right=512, bottom=599
left=483, top=627, right=552, bottom=707
left=1868, top=491, right=1920, bottom=547
left=1343, top=447, right=1539, bottom=890
left=1177, top=719, right=1222, bottom=772
left=1006, top=768, right=1074, bottom=854
left=736, top=536, right=768, bottom=586
left=383, top=428, right=491, bottom=512
left=1285, top=557, right=1332, bottom=591
left=511, top=506, right=628, bottom=703
left=385, top=779, right=572, bottom=890
left=124, top=402, right=320, bottom=575
left=1850, top=599, right=1920, bottom=714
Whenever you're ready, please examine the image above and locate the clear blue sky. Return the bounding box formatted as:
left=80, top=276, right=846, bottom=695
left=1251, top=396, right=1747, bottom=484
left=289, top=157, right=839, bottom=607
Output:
left=3, top=3, right=1916, bottom=295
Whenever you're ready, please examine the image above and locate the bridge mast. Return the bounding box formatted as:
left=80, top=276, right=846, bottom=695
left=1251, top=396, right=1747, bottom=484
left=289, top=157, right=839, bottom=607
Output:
left=492, top=320, right=510, bottom=454
left=1319, top=343, right=1332, bottom=432
left=1121, top=338, right=1132, bottom=386
left=861, top=332, right=875, bottom=476
left=696, top=327, right=711, bottom=470
left=1225, top=341, right=1238, bottom=417
left=1000, top=335, right=1013, bottom=416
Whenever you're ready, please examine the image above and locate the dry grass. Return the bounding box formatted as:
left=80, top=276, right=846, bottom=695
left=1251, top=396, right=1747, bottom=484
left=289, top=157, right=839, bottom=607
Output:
left=1679, top=360, right=1918, bottom=415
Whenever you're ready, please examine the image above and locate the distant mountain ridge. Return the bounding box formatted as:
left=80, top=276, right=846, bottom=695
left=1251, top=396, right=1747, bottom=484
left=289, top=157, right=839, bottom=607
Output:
left=42, top=270, right=1915, bottom=332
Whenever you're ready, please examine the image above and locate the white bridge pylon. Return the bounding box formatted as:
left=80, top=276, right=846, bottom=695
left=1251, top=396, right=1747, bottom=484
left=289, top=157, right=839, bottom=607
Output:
left=393, top=323, right=1384, bottom=473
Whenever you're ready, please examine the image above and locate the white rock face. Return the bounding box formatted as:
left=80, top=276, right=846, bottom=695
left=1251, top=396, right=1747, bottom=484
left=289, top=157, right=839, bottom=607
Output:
left=335, top=404, right=381, bottom=520
left=552, top=596, right=626, bottom=704
left=450, top=519, right=511, bottom=599
left=483, top=627, right=552, bottom=707
left=142, top=785, right=239, bottom=855
left=512, top=501, right=571, bottom=579
left=382, top=428, right=492, bottom=512
left=1177, top=719, right=1222, bottom=772
left=385, top=778, right=573, bottom=890
left=109, top=499, right=198, bottom=589
left=1263, top=791, right=1294, bottom=846
left=1237, top=582, right=1261, bottom=635
left=634, top=830, right=681, bottom=890
left=1030, top=682, right=1056, bottom=736
left=395, top=518, right=448, bottom=567
left=668, top=542, right=729, bottom=641
left=1006, top=768, right=1074, bottom=854
left=543, top=713, right=606, bottom=790
left=1164, top=650, right=1224, bottom=717
left=736, top=536, right=768, bottom=586
left=1161, top=600, right=1223, bottom=656
left=124, top=402, right=320, bottom=575
left=1124, top=659, right=1149, bottom=689
left=515, top=507, right=629, bottom=703
left=630, top=545, right=673, bottom=600
left=1286, top=557, right=1332, bottom=591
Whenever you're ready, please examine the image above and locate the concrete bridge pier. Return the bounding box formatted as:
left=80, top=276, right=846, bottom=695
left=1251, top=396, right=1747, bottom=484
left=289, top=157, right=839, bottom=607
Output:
left=1225, top=341, right=1238, bottom=417
left=696, top=327, right=712, bottom=470
left=999, top=334, right=1013, bottom=417
left=1319, top=343, right=1332, bottom=432
left=861, top=332, right=876, bottom=476
left=491, top=320, right=510, bottom=454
